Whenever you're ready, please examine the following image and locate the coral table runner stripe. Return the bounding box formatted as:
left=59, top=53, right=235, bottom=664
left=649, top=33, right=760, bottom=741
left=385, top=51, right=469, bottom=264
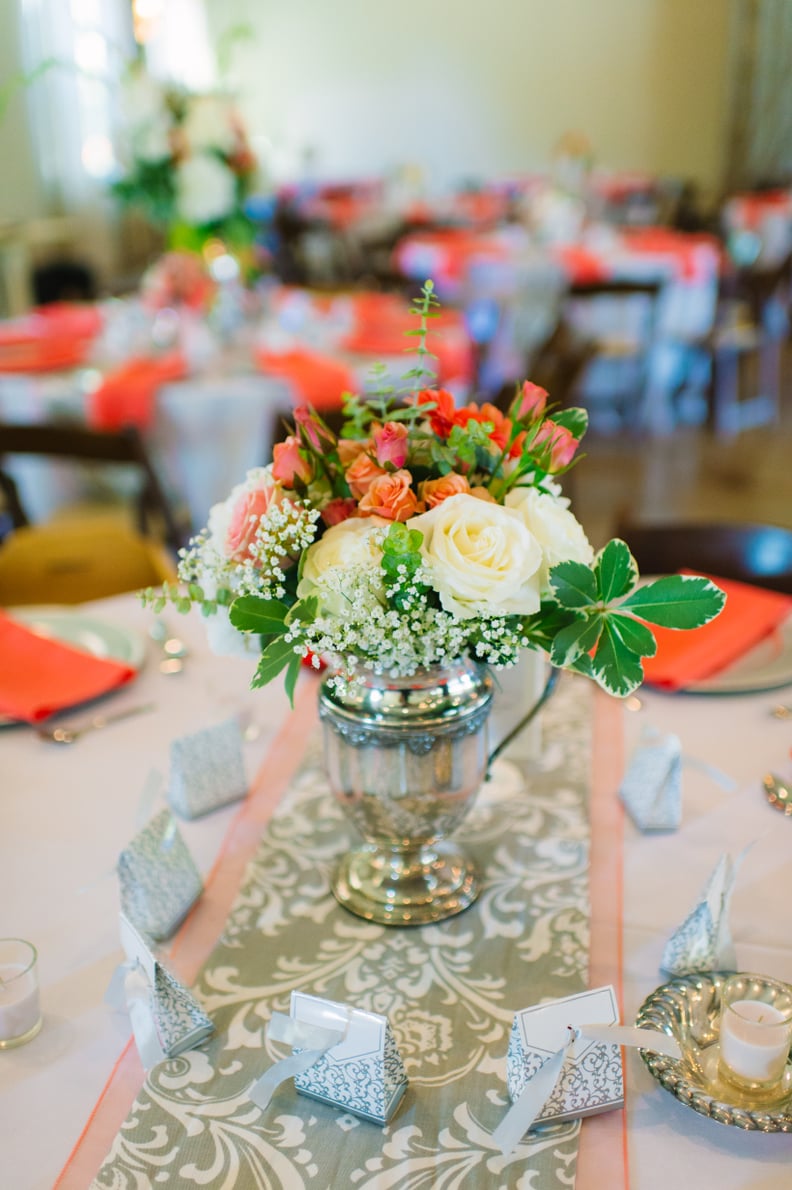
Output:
left=56, top=677, right=625, bottom=1189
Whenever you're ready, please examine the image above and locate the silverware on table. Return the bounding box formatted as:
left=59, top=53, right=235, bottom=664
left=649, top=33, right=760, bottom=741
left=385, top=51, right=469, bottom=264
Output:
left=36, top=702, right=157, bottom=744
left=149, top=619, right=189, bottom=675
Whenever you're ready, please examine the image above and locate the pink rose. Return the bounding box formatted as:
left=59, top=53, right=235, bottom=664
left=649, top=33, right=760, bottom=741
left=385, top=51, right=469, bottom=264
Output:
left=533, top=420, right=580, bottom=471
left=516, top=382, right=548, bottom=422
left=359, top=470, right=423, bottom=522
left=226, top=485, right=281, bottom=561
left=321, top=497, right=358, bottom=526
left=421, top=472, right=471, bottom=508
left=345, top=453, right=386, bottom=499
left=373, top=421, right=409, bottom=469
left=294, top=404, right=334, bottom=451
left=272, top=435, right=312, bottom=487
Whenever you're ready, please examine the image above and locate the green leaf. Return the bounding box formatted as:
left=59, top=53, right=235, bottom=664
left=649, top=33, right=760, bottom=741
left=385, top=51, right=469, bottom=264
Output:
left=229, top=596, right=289, bottom=635
left=549, top=615, right=602, bottom=668
left=591, top=622, right=645, bottom=697
left=551, top=407, right=588, bottom=439
left=595, top=539, right=638, bottom=602
left=188, top=583, right=204, bottom=601
left=251, top=636, right=296, bottom=689
left=607, top=612, right=657, bottom=658
left=621, top=575, right=725, bottom=628
left=549, top=560, right=598, bottom=608
left=285, top=596, right=318, bottom=626
left=283, top=650, right=303, bottom=708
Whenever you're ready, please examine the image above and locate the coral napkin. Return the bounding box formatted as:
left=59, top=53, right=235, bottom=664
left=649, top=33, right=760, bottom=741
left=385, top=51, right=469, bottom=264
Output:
left=641, top=574, right=792, bottom=691
left=0, top=303, right=103, bottom=373
left=0, top=611, right=137, bottom=723
left=87, top=353, right=187, bottom=431
left=254, top=347, right=355, bottom=410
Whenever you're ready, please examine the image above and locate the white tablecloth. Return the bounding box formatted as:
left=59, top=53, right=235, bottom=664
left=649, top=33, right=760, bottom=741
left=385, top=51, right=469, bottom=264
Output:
left=1, top=595, right=791, bottom=1188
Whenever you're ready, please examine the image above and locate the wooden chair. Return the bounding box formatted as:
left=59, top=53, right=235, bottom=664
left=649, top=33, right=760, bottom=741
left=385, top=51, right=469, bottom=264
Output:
left=560, top=279, right=664, bottom=433
left=0, top=423, right=184, bottom=551
left=0, top=423, right=184, bottom=605
left=708, top=255, right=791, bottom=438
left=614, top=519, right=792, bottom=594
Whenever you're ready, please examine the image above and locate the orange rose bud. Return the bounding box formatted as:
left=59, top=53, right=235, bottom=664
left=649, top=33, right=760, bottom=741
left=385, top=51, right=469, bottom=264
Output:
left=421, top=472, right=471, bottom=508
left=358, top=470, right=423, bottom=521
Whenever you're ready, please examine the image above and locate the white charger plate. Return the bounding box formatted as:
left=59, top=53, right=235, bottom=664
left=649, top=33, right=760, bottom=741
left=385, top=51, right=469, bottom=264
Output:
left=682, top=614, right=792, bottom=695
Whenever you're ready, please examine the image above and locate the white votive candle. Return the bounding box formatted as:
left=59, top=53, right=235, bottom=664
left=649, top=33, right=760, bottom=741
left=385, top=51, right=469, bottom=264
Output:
left=0, top=940, right=42, bottom=1049
left=719, top=975, right=792, bottom=1092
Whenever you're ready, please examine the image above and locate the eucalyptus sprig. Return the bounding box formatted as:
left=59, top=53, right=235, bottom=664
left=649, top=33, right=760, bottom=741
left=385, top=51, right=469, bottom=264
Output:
left=401, top=279, right=441, bottom=396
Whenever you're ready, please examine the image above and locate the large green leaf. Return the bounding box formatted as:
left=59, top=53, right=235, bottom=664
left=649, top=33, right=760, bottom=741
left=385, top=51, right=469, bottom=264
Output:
left=549, top=561, right=598, bottom=608
left=549, top=615, right=602, bottom=668
left=251, top=635, right=296, bottom=689
left=607, top=612, right=657, bottom=658
left=285, top=596, right=318, bottom=627
left=283, top=650, right=303, bottom=708
left=230, top=596, right=289, bottom=635
left=551, top=407, right=588, bottom=439
left=595, top=539, right=638, bottom=602
left=621, top=575, right=725, bottom=628
left=591, top=621, right=645, bottom=697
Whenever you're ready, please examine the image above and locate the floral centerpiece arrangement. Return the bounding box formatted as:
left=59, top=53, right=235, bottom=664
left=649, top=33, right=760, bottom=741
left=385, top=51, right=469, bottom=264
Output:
left=144, top=282, right=724, bottom=703
left=113, top=59, right=258, bottom=260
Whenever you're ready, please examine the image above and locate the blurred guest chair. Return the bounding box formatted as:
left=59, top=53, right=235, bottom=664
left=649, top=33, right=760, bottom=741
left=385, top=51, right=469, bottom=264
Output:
left=0, top=423, right=182, bottom=605
left=614, top=519, right=792, bottom=594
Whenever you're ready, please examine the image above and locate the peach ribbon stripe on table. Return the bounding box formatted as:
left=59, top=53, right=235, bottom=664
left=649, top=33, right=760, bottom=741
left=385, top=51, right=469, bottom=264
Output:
left=52, top=677, right=320, bottom=1190
left=576, top=689, right=630, bottom=1190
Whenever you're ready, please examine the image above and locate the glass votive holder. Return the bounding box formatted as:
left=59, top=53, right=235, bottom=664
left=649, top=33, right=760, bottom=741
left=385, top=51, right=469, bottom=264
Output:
left=718, top=973, right=792, bottom=1098
left=0, top=939, right=42, bottom=1049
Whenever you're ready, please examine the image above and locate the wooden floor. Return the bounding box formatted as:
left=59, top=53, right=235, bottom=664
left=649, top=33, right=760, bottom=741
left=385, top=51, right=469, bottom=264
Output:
left=571, top=347, right=792, bottom=549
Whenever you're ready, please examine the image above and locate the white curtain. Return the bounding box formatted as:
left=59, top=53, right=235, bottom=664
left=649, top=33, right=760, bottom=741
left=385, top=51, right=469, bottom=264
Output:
left=727, top=0, right=792, bottom=187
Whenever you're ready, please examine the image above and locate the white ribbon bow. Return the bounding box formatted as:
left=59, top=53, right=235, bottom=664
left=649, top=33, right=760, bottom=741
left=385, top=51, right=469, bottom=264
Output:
left=492, top=1024, right=681, bottom=1155
left=249, top=1011, right=347, bottom=1111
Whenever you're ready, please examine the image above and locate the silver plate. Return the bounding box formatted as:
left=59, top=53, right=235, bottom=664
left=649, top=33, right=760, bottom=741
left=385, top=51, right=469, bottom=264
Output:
left=636, top=971, right=792, bottom=1131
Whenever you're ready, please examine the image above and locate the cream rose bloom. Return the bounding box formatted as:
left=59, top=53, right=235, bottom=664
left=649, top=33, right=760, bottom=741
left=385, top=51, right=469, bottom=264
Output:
left=408, top=493, right=542, bottom=619
left=505, top=487, right=593, bottom=591
left=175, top=154, right=236, bottom=225
left=297, top=517, right=386, bottom=616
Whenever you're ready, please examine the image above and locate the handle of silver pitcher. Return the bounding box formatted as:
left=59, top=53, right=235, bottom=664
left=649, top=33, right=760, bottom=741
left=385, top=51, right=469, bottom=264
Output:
left=486, top=666, right=560, bottom=777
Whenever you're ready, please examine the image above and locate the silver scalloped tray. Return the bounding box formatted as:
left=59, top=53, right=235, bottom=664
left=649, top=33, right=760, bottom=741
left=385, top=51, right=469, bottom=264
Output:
left=635, top=971, right=792, bottom=1132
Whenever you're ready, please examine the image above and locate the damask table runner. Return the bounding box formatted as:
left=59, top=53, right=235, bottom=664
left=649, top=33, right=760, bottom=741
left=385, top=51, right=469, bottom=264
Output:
left=93, top=676, right=594, bottom=1189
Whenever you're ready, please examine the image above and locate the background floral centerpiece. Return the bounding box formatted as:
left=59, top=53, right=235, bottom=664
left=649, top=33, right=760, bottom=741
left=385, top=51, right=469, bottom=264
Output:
left=113, top=58, right=258, bottom=263
left=146, top=282, right=724, bottom=702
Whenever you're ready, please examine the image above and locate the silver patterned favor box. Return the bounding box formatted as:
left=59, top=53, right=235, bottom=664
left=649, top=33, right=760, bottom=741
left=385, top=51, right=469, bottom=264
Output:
left=117, top=809, right=203, bottom=942
left=506, top=986, right=623, bottom=1125
left=291, top=992, right=408, bottom=1125
left=168, top=716, right=248, bottom=820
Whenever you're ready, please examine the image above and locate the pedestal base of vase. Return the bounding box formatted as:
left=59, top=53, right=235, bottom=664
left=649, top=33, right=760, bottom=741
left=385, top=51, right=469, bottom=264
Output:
left=332, top=842, right=480, bottom=926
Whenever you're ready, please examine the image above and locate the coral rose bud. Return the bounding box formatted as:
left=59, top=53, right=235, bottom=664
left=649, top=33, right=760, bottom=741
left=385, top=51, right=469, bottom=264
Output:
left=533, top=420, right=580, bottom=471
left=516, top=382, right=548, bottom=422
left=337, top=437, right=371, bottom=465
left=373, top=421, right=409, bottom=469
left=272, top=435, right=312, bottom=486
left=358, top=470, right=422, bottom=521
left=345, top=453, right=386, bottom=499
left=421, top=473, right=471, bottom=508
left=321, top=497, right=358, bottom=526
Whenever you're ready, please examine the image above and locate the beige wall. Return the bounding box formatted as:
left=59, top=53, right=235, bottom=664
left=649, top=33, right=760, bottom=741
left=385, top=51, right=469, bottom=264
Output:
left=207, top=0, right=733, bottom=198
left=0, top=3, right=47, bottom=224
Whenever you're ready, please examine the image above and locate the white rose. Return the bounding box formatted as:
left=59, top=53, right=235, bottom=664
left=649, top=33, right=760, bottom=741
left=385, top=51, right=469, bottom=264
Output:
left=175, top=154, right=236, bottom=225
left=132, top=116, right=172, bottom=163
left=408, top=493, right=542, bottom=619
left=505, top=487, right=593, bottom=591
left=298, top=517, right=385, bottom=616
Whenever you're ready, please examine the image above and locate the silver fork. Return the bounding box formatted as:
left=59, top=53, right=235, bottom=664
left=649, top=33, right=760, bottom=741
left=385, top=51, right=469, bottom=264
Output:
left=36, top=702, right=157, bottom=744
